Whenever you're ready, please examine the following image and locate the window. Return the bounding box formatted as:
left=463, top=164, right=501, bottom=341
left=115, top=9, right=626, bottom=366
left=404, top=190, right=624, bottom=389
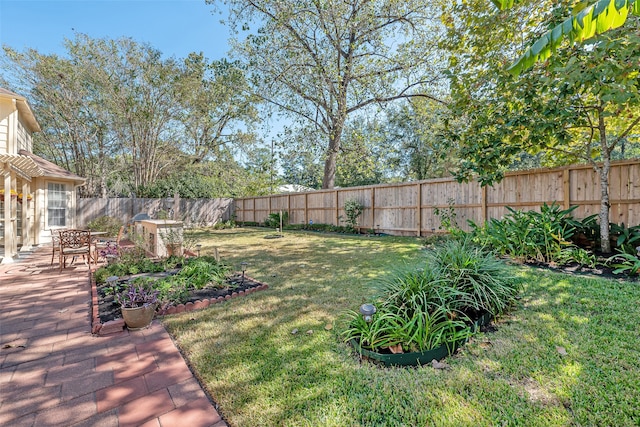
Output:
left=48, top=183, right=67, bottom=227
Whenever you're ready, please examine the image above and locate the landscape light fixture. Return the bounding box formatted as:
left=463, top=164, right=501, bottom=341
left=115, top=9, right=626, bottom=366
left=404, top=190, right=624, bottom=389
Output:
left=359, top=303, right=376, bottom=323
left=196, top=244, right=202, bottom=257
left=240, top=262, right=248, bottom=285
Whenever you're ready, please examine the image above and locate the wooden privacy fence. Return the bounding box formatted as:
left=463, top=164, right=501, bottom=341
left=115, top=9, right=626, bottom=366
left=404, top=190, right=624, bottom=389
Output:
left=76, top=197, right=234, bottom=228
left=234, top=160, right=640, bottom=236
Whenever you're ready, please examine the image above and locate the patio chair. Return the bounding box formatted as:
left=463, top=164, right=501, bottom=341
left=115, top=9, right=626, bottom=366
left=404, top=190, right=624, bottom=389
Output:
left=58, top=229, right=93, bottom=272
left=115, top=225, right=136, bottom=252
left=50, top=228, right=67, bottom=266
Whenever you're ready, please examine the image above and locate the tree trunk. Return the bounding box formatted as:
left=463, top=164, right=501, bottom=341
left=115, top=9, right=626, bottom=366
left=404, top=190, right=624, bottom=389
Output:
left=322, top=142, right=339, bottom=189
left=322, top=121, right=345, bottom=189
left=597, top=111, right=611, bottom=254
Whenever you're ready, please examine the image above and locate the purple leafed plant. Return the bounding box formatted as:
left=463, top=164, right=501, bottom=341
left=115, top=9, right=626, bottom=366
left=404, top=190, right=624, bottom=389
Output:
left=99, top=242, right=119, bottom=258
left=116, top=282, right=159, bottom=308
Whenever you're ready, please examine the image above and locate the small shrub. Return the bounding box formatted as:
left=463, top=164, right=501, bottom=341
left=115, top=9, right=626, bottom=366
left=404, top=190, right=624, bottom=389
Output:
left=433, top=198, right=464, bottom=237
left=264, top=212, right=289, bottom=228
left=469, top=202, right=594, bottom=266
left=343, top=199, right=364, bottom=230
left=213, top=219, right=236, bottom=229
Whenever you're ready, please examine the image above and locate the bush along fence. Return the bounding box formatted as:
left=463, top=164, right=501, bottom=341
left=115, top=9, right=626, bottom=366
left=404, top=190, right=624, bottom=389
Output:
left=234, top=160, right=640, bottom=236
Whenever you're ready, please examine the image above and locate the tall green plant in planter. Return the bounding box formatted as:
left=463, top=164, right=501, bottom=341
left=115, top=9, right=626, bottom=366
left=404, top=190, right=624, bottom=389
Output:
left=342, top=236, right=520, bottom=359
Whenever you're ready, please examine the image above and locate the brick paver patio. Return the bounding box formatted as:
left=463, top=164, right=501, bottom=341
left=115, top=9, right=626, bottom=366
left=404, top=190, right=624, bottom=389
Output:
left=0, top=247, right=227, bottom=426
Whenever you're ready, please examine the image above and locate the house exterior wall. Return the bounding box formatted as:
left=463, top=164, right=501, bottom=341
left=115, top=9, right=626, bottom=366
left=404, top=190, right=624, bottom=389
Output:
left=17, top=115, right=33, bottom=152
left=0, top=100, right=14, bottom=154
left=0, top=90, right=84, bottom=262
left=32, top=177, right=78, bottom=245
left=0, top=117, right=7, bottom=153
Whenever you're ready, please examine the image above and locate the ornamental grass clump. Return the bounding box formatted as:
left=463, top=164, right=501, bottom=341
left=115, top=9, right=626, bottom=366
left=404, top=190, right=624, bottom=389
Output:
left=343, top=237, right=519, bottom=355
left=427, top=237, right=520, bottom=317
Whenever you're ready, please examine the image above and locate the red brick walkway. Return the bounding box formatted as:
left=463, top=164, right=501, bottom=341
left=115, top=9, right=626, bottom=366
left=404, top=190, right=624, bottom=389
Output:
left=0, top=248, right=227, bottom=426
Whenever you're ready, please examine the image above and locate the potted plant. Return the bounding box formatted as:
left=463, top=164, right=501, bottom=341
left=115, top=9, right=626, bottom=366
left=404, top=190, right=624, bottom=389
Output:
left=117, top=280, right=159, bottom=330
left=159, top=226, right=184, bottom=257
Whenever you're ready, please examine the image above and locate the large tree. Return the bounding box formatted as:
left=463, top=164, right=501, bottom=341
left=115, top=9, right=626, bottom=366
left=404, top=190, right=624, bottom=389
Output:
left=2, top=45, right=115, bottom=197
left=218, top=0, right=446, bottom=188
left=384, top=99, right=460, bottom=180
left=444, top=1, right=640, bottom=253
left=2, top=34, right=258, bottom=197
left=176, top=53, right=259, bottom=164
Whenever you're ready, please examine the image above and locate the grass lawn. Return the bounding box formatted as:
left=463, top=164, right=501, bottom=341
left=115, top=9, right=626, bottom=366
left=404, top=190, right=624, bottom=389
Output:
left=163, top=228, right=640, bottom=426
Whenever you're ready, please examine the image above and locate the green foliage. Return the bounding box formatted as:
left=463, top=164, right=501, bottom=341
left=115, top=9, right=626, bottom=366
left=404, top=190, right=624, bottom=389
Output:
left=425, top=237, right=520, bottom=316
left=611, top=223, right=640, bottom=255
left=609, top=252, right=640, bottom=275
left=96, top=255, right=231, bottom=305
left=176, top=256, right=229, bottom=289
left=343, top=236, right=518, bottom=354
left=213, top=219, right=236, bottom=230
left=444, top=0, right=640, bottom=253
left=343, top=199, right=364, bottom=230
left=383, top=99, right=461, bottom=180
left=95, top=254, right=180, bottom=284
left=376, top=267, right=455, bottom=317
left=433, top=198, right=464, bottom=237
left=491, top=0, right=640, bottom=75
left=264, top=211, right=289, bottom=228
left=86, top=216, right=123, bottom=238
left=342, top=305, right=471, bottom=353
left=470, top=203, right=595, bottom=266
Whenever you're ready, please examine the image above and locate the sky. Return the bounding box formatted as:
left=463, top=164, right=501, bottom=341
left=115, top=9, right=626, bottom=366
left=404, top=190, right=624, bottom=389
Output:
left=0, top=0, right=231, bottom=60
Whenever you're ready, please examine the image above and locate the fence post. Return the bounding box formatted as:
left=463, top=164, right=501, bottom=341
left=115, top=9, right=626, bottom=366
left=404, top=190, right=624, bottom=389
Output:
left=335, top=191, right=339, bottom=226
left=371, top=188, right=376, bottom=232
left=304, top=193, right=308, bottom=225
left=563, top=168, right=571, bottom=209
left=481, top=184, right=487, bottom=224
left=416, top=182, right=422, bottom=237
left=173, top=192, right=180, bottom=221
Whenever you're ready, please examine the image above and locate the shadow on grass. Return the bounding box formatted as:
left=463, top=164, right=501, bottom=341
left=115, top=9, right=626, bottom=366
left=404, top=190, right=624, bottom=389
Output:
left=461, top=266, right=640, bottom=426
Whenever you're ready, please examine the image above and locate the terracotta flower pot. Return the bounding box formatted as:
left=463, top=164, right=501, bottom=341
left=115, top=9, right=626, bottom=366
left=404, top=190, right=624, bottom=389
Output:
left=121, top=304, right=156, bottom=330
left=166, top=243, right=182, bottom=257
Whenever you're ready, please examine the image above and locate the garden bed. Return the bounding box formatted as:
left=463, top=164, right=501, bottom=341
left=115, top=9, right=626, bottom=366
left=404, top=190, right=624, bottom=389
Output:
left=90, top=254, right=269, bottom=335
left=95, top=272, right=268, bottom=324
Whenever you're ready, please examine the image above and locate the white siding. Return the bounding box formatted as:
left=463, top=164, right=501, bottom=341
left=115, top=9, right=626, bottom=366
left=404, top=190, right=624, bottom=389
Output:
left=0, top=101, right=10, bottom=154
left=17, top=116, right=32, bottom=152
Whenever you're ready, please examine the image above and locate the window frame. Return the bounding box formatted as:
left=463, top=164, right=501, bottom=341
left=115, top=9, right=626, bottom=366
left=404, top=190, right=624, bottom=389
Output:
left=47, top=181, right=68, bottom=228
